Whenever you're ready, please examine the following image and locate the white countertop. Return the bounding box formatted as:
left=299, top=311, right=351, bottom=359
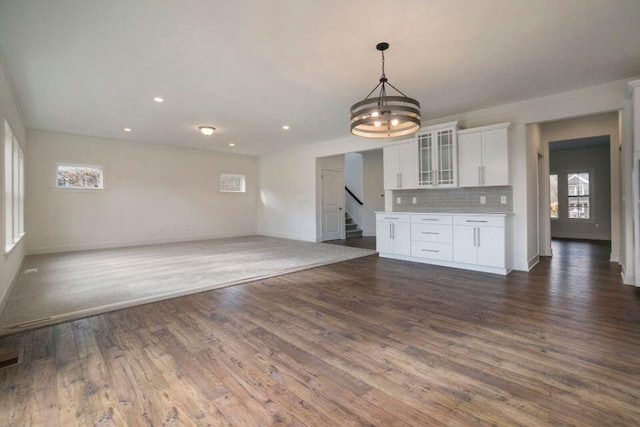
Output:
left=375, top=211, right=513, bottom=216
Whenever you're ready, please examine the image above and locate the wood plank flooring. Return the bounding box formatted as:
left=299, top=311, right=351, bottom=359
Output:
left=1, top=239, right=639, bottom=426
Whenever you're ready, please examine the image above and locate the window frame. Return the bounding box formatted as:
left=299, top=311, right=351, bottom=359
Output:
left=52, top=161, right=106, bottom=191
left=549, top=174, right=559, bottom=219
left=566, top=171, right=591, bottom=221
left=4, top=120, right=25, bottom=254
left=219, top=173, right=246, bottom=193
left=549, top=168, right=595, bottom=223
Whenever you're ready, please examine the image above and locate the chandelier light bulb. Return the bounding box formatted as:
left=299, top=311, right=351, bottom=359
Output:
left=391, top=119, right=399, bottom=126
left=371, top=111, right=379, bottom=117
left=374, top=121, right=382, bottom=127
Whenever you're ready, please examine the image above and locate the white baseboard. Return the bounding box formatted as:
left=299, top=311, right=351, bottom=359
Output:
left=527, top=255, right=540, bottom=271
left=27, top=231, right=258, bottom=255
left=610, top=251, right=619, bottom=263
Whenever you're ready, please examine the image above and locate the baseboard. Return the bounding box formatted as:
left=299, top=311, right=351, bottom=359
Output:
left=527, top=255, right=540, bottom=271
left=26, top=231, right=258, bottom=255
left=257, top=231, right=318, bottom=243
left=610, top=251, right=619, bottom=263
left=621, top=264, right=634, bottom=285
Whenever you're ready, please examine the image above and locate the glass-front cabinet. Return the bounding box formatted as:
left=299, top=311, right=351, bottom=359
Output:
left=416, top=122, right=459, bottom=188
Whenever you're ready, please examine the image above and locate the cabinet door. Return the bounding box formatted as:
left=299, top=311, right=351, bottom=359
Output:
left=453, top=226, right=477, bottom=264
left=376, top=221, right=393, bottom=253
left=477, top=226, right=505, bottom=268
left=399, top=141, right=419, bottom=189
left=417, top=132, right=434, bottom=186
left=482, top=128, right=509, bottom=186
left=383, top=145, right=401, bottom=190
left=435, top=129, right=457, bottom=188
left=392, top=221, right=411, bottom=256
left=458, top=131, right=482, bottom=187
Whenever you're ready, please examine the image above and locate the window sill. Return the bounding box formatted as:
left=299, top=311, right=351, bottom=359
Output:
left=5, top=232, right=25, bottom=256
left=50, top=187, right=107, bottom=192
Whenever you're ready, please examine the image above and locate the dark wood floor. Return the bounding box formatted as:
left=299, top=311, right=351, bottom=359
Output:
left=1, top=239, right=639, bottom=426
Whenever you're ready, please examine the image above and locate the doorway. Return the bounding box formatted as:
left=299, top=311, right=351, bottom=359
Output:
left=321, top=169, right=344, bottom=241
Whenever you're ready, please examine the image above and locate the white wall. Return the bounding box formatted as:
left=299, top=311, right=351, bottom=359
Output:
left=361, top=149, right=384, bottom=236
left=0, top=59, right=26, bottom=310
left=26, top=130, right=258, bottom=254
left=540, top=112, right=620, bottom=259
left=258, top=78, right=634, bottom=271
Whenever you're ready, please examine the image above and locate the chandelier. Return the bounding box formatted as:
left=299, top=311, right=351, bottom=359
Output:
left=350, top=42, right=421, bottom=138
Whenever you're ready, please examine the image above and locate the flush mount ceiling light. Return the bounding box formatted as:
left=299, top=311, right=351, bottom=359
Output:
left=198, top=126, right=216, bottom=136
left=153, top=97, right=164, bottom=103
left=350, top=42, right=421, bottom=138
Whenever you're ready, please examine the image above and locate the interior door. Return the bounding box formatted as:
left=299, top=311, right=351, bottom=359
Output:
left=321, top=169, right=343, bottom=241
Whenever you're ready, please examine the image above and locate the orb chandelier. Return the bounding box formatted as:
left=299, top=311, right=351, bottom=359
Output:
left=350, top=42, right=421, bottom=138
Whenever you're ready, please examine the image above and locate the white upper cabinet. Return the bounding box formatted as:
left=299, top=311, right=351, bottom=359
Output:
left=416, top=122, right=459, bottom=189
left=383, top=140, right=419, bottom=190
left=458, top=123, right=511, bottom=187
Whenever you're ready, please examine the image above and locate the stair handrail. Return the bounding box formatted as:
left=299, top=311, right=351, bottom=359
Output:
left=345, top=186, right=363, bottom=206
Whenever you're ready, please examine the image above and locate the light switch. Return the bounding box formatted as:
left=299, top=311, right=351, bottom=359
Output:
left=396, top=197, right=401, bottom=204
left=412, top=197, right=417, bottom=204
left=501, top=196, right=507, bottom=204
left=480, top=196, right=486, bottom=204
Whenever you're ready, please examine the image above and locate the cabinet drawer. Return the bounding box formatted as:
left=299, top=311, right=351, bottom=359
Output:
left=376, top=213, right=410, bottom=223
left=453, top=215, right=505, bottom=228
left=411, top=214, right=453, bottom=225
left=411, top=224, right=452, bottom=243
left=411, top=241, right=453, bottom=261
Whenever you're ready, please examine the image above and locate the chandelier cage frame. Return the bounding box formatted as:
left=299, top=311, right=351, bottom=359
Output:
left=350, top=42, right=421, bottom=138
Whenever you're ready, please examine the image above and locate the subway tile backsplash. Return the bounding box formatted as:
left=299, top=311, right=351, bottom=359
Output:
left=392, top=186, right=513, bottom=213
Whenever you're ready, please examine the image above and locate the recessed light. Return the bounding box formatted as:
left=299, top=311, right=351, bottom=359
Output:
left=198, top=126, right=216, bottom=136
left=229, top=143, right=235, bottom=147
left=153, top=97, right=164, bottom=103
left=123, top=128, right=132, bottom=132
left=282, top=125, right=290, bottom=130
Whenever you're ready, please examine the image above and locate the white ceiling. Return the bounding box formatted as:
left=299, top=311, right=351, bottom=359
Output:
left=0, top=0, right=639, bottom=156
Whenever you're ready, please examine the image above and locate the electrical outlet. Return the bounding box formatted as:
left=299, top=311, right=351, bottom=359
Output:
left=396, top=197, right=401, bottom=204
left=480, top=196, right=486, bottom=204
left=501, top=196, right=507, bottom=204
left=412, top=197, right=417, bottom=204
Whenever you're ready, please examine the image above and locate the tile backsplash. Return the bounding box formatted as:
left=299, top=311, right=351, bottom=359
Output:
left=392, top=186, right=513, bottom=213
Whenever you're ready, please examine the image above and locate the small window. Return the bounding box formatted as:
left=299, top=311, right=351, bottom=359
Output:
left=55, top=163, right=104, bottom=189
left=567, top=172, right=590, bottom=219
left=220, top=173, right=246, bottom=193
left=549, top=174, right=558, bottom=218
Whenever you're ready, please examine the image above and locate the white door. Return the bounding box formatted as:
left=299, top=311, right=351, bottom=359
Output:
left=399, top=141, right=419, bottom=189
left=477, top=226, right=505, bottom=268
left=458, top=132, right=482, bottom=187
left=376, top=221, right=393, bottom=253
left=321, top=169, right=343, bottom=241
left=383, top=145, right=401, bottom=190
left=392, top=221, right=411, bottom=256
left=482, top=128, right=509, bottom=186
left=453, top=226, right=477, bottom=264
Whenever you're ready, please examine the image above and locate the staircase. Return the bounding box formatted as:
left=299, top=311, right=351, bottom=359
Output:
left=345, top=212, right=363, bottom=239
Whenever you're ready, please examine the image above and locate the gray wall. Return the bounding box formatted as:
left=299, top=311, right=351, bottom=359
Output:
left=550, top=145, right=611, bottom=240
left=391, top=186, right=513, bottom=213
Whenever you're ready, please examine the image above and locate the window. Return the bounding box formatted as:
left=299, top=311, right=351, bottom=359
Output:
left=549, top=174, right=558, bottom=218
left=220, top=173, right=246, bottom=193
left=567, top=172, right=590, bottom=219
left=55, top=163, right=104, bottom=189
left=4, top=120, right=25, bottom=252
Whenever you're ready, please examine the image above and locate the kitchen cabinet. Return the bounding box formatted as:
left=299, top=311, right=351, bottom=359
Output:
left=383, top=140, right=419, bottom=190
left=376, top=213, right=411, bottom=256
left=416, top=121, right=459, bottom=188
left=458, top=123, right=510, bottom=187
left=452, top=215, right=506, bottom=268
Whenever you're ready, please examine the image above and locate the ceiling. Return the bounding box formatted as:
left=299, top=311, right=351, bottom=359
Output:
left=0, top=0, right=639, bottom=156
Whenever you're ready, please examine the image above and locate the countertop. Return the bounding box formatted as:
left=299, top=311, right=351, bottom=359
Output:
left=375, top=211, right=514, bottom=216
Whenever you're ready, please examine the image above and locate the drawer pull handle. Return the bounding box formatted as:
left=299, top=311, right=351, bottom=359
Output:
left=384, top=217, right=400, bottom=220
left=466, top=220, right=488, bottom=223
left=421, top=232, right=439, bottom=235
left=422, top=218, right=439, bottom=221
left=422, top=249, right=440, bottom=253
